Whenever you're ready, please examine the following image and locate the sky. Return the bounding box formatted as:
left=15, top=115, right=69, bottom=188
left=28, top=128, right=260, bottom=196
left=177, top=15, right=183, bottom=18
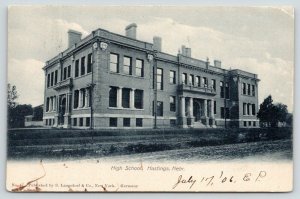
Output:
left=7, top=6, right=294, bottom=112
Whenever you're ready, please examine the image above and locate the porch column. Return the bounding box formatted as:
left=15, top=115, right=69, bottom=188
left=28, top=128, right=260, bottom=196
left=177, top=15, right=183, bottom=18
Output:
left=210, top=99, right=216, bottom=127
left=130, top=88, right=135, bottom=109
left=178, top=96, right=187, bottom=128
left=210, top=99, right=214, bottom=119
left=187, top=97, right=194, bottom=127
left=65, top=94, right=69, bottom=114
left=68, top=92, right=72, bottom=113
left=189, top=97, right=193, bottom=117
left=203, top=99, right=207, bottom=117
left=117, top=87, right=123, bottom=108
left=180, top=96, right=186, bottom=117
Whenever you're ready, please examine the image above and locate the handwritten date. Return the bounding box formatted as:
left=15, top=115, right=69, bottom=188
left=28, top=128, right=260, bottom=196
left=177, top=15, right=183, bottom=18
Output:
left=172, top=170, right=267, bottom=190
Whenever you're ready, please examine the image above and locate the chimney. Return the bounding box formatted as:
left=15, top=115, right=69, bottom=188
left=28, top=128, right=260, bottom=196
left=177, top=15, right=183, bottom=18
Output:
left=153, top=36, right=162, bottom=51
left=125, top=23, right=137, bottom=39
left=68, top=30, right=82, bottom=48
left=181, top=45, right=191, bottom=57
left=185, top=47, right=191, bottom=57
left=214, top=60, right=222, bottom=68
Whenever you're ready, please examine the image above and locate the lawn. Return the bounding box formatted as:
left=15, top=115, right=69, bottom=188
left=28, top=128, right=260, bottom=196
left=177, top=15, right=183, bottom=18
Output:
left=7, top=127, right=292, bottom=160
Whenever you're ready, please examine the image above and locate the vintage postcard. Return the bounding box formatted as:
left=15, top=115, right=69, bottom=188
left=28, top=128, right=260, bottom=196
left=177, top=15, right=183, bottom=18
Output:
left=6, top=6, right=294, bottom=192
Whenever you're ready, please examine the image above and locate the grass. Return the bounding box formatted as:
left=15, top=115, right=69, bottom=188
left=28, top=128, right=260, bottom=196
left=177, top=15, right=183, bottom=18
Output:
left=7, top=127, right=292, bottom=160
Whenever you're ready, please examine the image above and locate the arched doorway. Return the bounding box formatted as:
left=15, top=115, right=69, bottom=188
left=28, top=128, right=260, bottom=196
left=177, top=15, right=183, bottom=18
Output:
left=58, top=95, right=66, bottom=125
left=193, top=100, right=202, bottom=122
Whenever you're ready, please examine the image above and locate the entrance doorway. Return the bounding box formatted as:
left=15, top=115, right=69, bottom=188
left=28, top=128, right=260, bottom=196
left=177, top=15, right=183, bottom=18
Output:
left=58, top=95, right=66, bottom=125
left=193, top=100, right=202, bottom=122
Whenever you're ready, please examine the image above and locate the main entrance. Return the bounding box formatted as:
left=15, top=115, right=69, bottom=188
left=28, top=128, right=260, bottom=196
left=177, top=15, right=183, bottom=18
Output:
left=58, top=95, right=66, bottom=125
left=193, top=100, right=202, bottom=122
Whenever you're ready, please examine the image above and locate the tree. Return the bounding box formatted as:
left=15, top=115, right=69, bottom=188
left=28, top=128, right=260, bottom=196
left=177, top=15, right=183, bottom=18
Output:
left=273, top=103, right=288, bottom=124
left=257, top=95, right=289, bottom=127
left=7, top=83, right=18, bottom=109
left=286, top=113, right=293, bottom=127
left=32, top=105, right=43, bottom=121
left=257, top=95, right=274, bottom=127
left=8, top=104, right=33, bottom=128
left=7, top=83, right=36, bottom=128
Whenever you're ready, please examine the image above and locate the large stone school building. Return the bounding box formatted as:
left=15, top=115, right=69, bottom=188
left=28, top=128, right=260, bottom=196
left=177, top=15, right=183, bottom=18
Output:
left=43, top=23, right=259, bottom=129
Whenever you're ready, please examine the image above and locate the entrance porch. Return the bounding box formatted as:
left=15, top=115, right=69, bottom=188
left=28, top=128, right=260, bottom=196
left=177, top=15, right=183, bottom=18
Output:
left=178, top=96, right=216, bottom=128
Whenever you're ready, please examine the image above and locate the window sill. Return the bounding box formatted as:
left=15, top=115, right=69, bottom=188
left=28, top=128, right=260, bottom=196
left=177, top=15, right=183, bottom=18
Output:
left=108, top=107, right=144, bottom=111
left=74, top=72, right=92, bottom=80
left=73, top=107, right=91, bottom=110
left=45, top=111, right=56, bottom=113
left=109, top=71, right=145, bottom=79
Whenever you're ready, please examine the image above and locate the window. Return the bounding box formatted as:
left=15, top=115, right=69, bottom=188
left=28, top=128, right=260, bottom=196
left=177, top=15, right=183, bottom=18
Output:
left=214, top=101, right=216, bottom=114
left=122, top=88, right=130, bottom=108
left=109, top=86, right=118, bottom=107
left=49, top=119, right=52, bottom=126
left=253, top=121, right=256, bottom=127
left=196, top=76, right=200, bottom=87
left=123, top=56, right=132, bottom=75
left=136, top=59, right=144, bottom=77
left=109, top=118, right=117, bottom=127
left=110, top=53, right=119, bottom=73
left=63, top=67, right=67, bottom=80
left=189, top=74, right=194, bottom=86
left=252, top=104, right=256, bottom=115
left=87, top=53, right=92, bottom=73
left=54, top=70, right=58, bottom=85
left=247, top=104, right=250, bottom=115
left=79, top=118, right=83, bottom=126
left=221, top=107, right=225, bottom=119
left=225, top=82, right=229, bottom=99
left=170, top=70, right=176, bottom=84
left=182, top=73, right=187, bottom=84
left=220, top=81, right=224, bottom=98
left=136, top=118, right=143, bottom=127
left=242, top=83, right=246, bottom=95
left=211, top=79, right=216, bottom=90
left=169, top=97, right=177, bottom=114
left=156, top=68, right=163, bottom=90
left=134, top=89, right=143, bottom=109
left=74, top=90, right=79, bottom=109
left=247, top=84, right=251, bottom=95
left=170, top=96, right=176, bottom=112
left=123, top=118, right=130, bottom=127
left=73, top=118, right=77, bottom=126
left=67, top=65, right=71, bottom=78
left=45, top=119, right=48, bottom=126
left=153, top=101, right=163, bottom=116
left=248, top=121, right=251, bottom=126
left=47, top=74, right=50, bottom=87
left=252, top=85, right=255, bottom=96
left=202, top=77, right=208, bottom=87
left=87, top=88, right=91, bottom=107
left=81, top=56, right=85, bottom=76
left=86, top=117, right=90, bottom=127
left=51, top=72, right=54, bottom=86
left=157, top=101, right=163, bottom=116
left=244, top=121, right=247, bottom=127
left=46, top=97, right=50, bottom=112
left=75, top=60, right=79, bottom=77
left=243, top=103, right=246, bottom=115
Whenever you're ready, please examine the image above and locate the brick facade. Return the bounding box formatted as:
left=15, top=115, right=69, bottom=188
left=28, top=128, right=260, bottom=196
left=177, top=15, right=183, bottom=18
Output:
left=43, top=24, right=259, bottom=129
